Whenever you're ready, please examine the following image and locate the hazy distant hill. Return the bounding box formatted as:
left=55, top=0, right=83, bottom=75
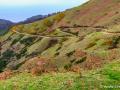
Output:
left=0, top=19, right=14, bottom=34
left=0, top=14, right=54, bottom=34
left=19, top=14, right=55, bottom=24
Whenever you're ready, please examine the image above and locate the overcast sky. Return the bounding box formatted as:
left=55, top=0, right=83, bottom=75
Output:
left=0, top=0, right=88, bottom=22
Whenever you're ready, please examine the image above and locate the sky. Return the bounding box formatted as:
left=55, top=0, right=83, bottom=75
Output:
left=0, top=0, right=88, bottom=22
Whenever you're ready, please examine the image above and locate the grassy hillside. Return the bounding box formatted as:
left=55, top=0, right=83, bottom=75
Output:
left=0, top=29, right=7, bottom=35
left=0, top=19, right=14, bottom=35
left=0, top=0, right=120, bottom=89
left=0, top=60, right=120, bottom=90
left=11, top=0, right=120, bottom=35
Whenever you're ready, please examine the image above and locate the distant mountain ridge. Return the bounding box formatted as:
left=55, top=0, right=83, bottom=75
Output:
left=0, top=19, right=14, bottom=30
left=18, top=13, right=56, bottom=24
left=0, top=19, right=14, bottom=34
left=0, top=13, right=55, bottom=34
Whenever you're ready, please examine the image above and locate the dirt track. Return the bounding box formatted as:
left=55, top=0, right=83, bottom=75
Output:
left=12, top=30, right=74, bottom=38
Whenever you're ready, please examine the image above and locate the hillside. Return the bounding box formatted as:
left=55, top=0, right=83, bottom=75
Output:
left=11, top=0, right=120, bottom=35
left=0, top=0, right=120, bottom=89
left=0, top=19, right=14, bottom=35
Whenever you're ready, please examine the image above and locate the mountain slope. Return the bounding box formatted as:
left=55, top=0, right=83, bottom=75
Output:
left=0, top=1, right=120, bottom=89
left=1, top=0, right=120, bottom=71
left=0, top=19, right=14, bottom=35
left=11, top=0, right=120, bottom=35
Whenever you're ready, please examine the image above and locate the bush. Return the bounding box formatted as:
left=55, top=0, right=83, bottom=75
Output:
left=0, top=60, right=7, bottom=72
left=2, top=50, right=15, bottom=59
left=20, top=57, right=58, bottom=75
left=31, top=67, right=44, bottom=76
left=54, top=13, right=65, bottom=22
left=64, top=63, right=72, bottom=70
left=20, top=37, right=36, bottom=46
left=70, top=65, right=81, bottom=74
left=28, top=29, right=36, bottom=34
left=84, top=54, right=103, bottom=70
left=30, top=58, right=58, bottom=75
left=109, top=36, right=120, bottom=49
left=66, top=50, right=75, bottom=57
left=75, top=57, right=86, bottom=64
left=43, top=19, right=53, bottom=27
left=11, top=35, right=23, bottom=45
left=11, top=25, right=24, bottom=32
left=0, top=70, right=13, bottom=80
left=74, top=49, right=87, bottom=58
left=16, top=48, right=27, bottom=59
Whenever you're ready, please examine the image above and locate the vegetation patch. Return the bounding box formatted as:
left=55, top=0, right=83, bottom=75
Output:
left=20, top=37, right=36, bottom=46
left=11, top=35, right=23, bottom=45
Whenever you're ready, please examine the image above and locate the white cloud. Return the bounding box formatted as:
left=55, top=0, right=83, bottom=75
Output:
left=0, top=0, right=89, bottom=6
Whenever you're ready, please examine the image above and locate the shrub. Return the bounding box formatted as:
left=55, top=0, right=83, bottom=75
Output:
left=0, top=70, right=13, bottom=80
left=2, top=50, right=15, bottom=59
left=66, top=50, right=75, bottom=57
left=109, top=36, right=120, bottom=49
left=106, top=49, right=119, bottom=60
left=55, top=52, right=60, bottom=56
left=31, top=67, right=44, bottom=76
left=28, top=29, right=36, bottom=34
left=35, top=58, right=58, bottom=73
left=74, top=49, right=87, bottom=58
left=54, top=13, right=65, bottom=22
left=43, top=19, right=53, bottom=27
left=20, top=57, right=58, bottom=75
left=11, top=25, right=24, bottom=32
left=67, top=65, right=82, bottom=77
left=84, top=54, right=103, bottom=70
left=11, top=35, right=23, bottom=45
left=75, top=57, right=86, bottom=64
left=70, top=65, right=81, bottom=74
left=0, top=60, right=7, bottom=72
left=16, top=48, right=27, bottom=59
left=20, top=37, right=36, bottom=46
left=64, top=63, right=72, bottom=70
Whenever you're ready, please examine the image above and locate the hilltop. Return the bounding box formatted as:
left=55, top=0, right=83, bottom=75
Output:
left=0, top=0, right=120, bottom=89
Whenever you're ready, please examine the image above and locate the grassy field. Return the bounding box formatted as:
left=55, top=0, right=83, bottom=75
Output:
left=0, top=60, right=120, bottom=90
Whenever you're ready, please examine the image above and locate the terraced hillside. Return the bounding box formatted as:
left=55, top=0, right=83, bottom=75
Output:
left=0, top=0, right=120, bottom=89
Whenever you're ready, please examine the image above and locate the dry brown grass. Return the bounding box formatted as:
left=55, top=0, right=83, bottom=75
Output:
left=74, top=49, right=87, bottom=58
left=0, top=70, right=13, bottom=80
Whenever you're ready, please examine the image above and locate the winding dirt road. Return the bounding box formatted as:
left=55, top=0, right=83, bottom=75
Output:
left=12, top=30, right=74, bottom=38
left=101, top=31, right=120, bottom=36
left=12, top=26, right=120, bottom=38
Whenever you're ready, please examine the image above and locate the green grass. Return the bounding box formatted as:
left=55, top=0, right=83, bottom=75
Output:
left=0, top=60, right=120, bottom=90
left=0, top=72, right=80, bottom=90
